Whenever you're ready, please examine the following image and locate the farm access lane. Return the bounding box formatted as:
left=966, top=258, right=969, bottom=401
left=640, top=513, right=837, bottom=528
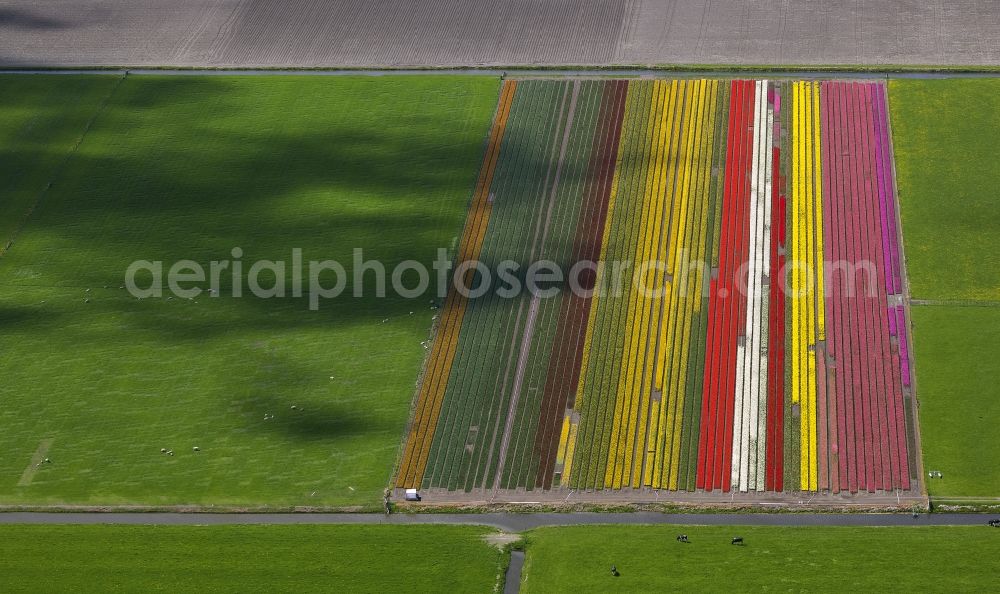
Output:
left=0, top=512, right=995, bottom=532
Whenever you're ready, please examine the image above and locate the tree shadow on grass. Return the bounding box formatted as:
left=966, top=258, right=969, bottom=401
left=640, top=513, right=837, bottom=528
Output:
left=265, top=401, right=393, bottom=442
left=0, top=75, right=507, bottom=341
left=233, top=351, right=404, bottom=443
left=0, top=74, right=512, bottom=498
left=0, top=302, right=63, bottom=331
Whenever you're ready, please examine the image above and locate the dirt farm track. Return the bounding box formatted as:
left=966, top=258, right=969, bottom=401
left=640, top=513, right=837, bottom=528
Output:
left=1, top=1, right=999, bottom=68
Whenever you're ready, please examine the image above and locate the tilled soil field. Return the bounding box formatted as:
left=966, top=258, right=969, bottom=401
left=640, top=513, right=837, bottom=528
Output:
left=2, top=1, right=999, bottom=67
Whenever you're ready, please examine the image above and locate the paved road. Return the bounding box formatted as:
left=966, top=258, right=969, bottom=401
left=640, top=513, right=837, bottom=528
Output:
left=1, top=512, right=996, bottom=532
left=2, top=1, right=999, bottom=68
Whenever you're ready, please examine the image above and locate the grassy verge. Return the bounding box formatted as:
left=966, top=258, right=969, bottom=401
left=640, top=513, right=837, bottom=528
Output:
left=0, top=524, right=505, bottom=593
left=0, top=74, right=499, bottom=507
left=521, top=525, right=1000, bottom=592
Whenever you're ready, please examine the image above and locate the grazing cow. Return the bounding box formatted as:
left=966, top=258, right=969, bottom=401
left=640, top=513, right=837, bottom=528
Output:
left=731, top=537, right=744, bottom=545
left=676, top=534, right=689, bottom=543
left=610, top=565, right=619, bottom=577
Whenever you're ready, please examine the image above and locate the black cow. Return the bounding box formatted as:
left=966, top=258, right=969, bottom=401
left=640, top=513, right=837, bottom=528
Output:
left=731, top=537, right=744, bottom=545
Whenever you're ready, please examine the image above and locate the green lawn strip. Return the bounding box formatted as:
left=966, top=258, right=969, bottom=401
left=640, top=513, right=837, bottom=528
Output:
left=889, top=79, right=1000, bottom=301
left=911, top=305, right=1000, bottom=498
left=0, top=75, right=498, bottom=507
left=521, top=525, right=1000, bottom=592
left=0, top=75, right=122, bottom=249
left=0, top=524, right=504, bottom=593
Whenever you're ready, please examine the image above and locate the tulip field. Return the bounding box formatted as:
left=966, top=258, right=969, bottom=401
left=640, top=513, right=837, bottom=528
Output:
left=396, top=78, right=919, bottom=497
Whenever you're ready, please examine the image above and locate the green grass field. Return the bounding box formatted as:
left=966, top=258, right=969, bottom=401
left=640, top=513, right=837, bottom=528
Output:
left=4, top=523, right=999, bottom=592
left=3, top=75, right=998, bottom=507
left=890, top=79, right=1000, bottom=302
left=889, top=79, right=1000, bottom=500
left=0, top=74, right=499, bottom=507
left=0, top=75, right=122, bottom=250
left=521, top=525, right=1000, bottom=592
left=910, top=305, right=1000, bottom=499
left=0, top=524, right=504, bottom=593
